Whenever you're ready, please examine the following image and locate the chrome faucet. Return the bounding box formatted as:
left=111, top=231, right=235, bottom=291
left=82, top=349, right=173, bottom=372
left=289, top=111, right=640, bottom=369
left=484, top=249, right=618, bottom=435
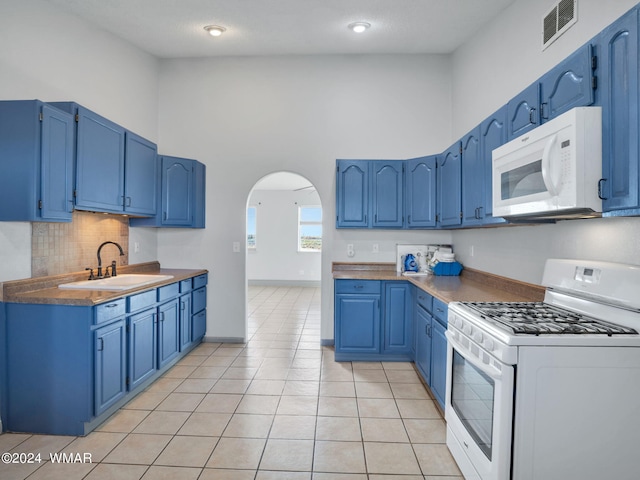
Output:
left=96, top=241, right=125, bottom=278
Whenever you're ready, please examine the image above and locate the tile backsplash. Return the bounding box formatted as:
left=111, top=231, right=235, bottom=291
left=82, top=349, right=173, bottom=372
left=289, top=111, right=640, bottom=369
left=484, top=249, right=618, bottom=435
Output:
left=31, top=211, right=129, bottom=277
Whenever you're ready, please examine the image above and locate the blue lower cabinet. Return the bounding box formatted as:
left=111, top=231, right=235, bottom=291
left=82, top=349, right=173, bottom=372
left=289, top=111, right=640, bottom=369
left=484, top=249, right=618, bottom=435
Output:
left=383, top=282, right=413, bottom=356
left=430, top=318, right=448, bottom=410
left=95, top=319, right=127, bottom=416
left=335, top=293, right=381, bottom=356
left=414, top=304, right=433, bottom=384
left=180, top=293, right=193, bottom=351
left=158, top=298, right=180, bottom=368
left=128, top=308, right=157, bottom=390
left=192, top=310, right=207, bottom=341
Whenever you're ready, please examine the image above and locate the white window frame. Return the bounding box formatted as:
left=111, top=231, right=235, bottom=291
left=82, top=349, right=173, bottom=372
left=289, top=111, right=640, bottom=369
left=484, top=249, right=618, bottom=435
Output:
left=298, top=205, right=322, bottom=252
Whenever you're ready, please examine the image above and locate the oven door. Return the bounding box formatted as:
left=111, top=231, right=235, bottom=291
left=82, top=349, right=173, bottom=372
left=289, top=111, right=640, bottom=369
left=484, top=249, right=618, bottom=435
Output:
left=445, top=330, right=515, bottom=480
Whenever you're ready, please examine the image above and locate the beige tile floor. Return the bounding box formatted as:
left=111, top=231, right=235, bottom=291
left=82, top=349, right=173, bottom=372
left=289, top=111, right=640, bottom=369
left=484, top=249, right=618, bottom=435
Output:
left=0, top=286, right=463, bottom=480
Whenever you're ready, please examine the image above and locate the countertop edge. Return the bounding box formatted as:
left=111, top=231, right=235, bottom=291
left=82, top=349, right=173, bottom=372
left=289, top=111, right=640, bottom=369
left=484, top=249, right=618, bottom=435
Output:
left=332, top=262, right=545, bottom=303
left=1, top=263, right=208, bottom=306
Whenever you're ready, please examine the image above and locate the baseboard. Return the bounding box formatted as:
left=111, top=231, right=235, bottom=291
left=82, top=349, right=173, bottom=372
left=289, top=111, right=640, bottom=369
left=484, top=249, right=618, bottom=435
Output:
left=248, top=279, right=321, bottom=287
left=320, top=339, right=334, bottom=347
left=206, top=336, right=245, bottom=344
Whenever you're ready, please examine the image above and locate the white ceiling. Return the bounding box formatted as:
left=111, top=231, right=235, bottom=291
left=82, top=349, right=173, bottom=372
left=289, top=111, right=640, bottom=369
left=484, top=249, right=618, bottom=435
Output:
left=45, top=0, right=516, bottom=58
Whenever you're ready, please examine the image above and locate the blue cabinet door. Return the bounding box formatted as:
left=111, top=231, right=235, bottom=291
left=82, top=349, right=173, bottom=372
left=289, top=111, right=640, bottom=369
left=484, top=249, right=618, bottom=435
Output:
left=507, top=82, right=541, bottom=139
left=461, top=127, right=483, bottom=226
left=414, top=305, right=432, bottom=385
left=335, top=284, right=381, bottom=355
left=75, top=106, right=126, bottom=213
left=479, top=106, right=508, bottom=225
left=371, top=161, right=404, bottom=228
left=128, top=308, right=157, bottom=390
left=383, top=282, right=412, bottom=354
left=437, top=142, right=462, bottom=227
left=124, top=131, right=157, bottom=216
left=158, top=299, right=180, bottom=368
left=193, top=160, right=206, bottom=228
left=0, top=101, right=74, bottom=222
left=336, top=160, right=369, bottom=228
left=540, top=43, right=596, bottom=121
left=161, top=156, right=193, bottom=226
left=95, top=319, right=127, bottom=416
left=430, top=318, right=447, bottom=411
left=405, top=156, right=437, bottom=228
left=597, top=7, right=640, bottom=213
left=180, top=293, right=192, bottom=351
left=192, top=310, right=206, bottom=341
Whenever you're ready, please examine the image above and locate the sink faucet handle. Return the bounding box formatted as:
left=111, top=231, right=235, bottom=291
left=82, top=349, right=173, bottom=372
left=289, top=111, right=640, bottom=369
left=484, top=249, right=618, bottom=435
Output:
left=104, top=265, right=111, bottom=278
left=85, top=268, right=95, bottom=280
left=111, top=260, right=118, bottom=277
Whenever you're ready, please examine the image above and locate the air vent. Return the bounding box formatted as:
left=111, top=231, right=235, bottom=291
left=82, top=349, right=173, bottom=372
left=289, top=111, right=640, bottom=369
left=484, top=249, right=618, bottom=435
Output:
left=542, top=0, right=577, bottom=50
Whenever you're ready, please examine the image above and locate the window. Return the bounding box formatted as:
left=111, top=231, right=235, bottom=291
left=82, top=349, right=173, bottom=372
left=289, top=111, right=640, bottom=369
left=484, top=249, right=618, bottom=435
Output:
left=247, top=206, right=257, bottom=249
left=298, top=206, right=322, bottom=252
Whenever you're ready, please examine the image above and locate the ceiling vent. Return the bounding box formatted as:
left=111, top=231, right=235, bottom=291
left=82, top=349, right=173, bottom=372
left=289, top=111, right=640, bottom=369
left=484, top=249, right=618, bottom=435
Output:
left=542, top=0, right=577, bottom=50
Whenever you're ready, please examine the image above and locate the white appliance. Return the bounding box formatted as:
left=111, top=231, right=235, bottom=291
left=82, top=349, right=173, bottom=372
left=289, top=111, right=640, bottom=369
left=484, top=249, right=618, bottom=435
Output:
left=492, top=107, right=602, bottom=219
left=445, top=259, right=640, bottom=480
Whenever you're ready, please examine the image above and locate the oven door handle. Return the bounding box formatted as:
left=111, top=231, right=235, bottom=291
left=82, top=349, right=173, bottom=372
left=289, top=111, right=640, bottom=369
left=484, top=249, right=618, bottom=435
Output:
left=447, top=331, right=505, bottom=381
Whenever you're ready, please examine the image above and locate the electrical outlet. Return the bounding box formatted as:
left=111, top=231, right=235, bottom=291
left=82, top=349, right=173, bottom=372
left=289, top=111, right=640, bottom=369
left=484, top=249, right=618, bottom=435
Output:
left=233, top=241, right=240, bottom=253
left=470, top=245, right=475, bottom=257
left=372, top=243, right=379, bottom=254
left=134, top=242, right=140, bottom=253
left=347, top=244, right=355, bottom=258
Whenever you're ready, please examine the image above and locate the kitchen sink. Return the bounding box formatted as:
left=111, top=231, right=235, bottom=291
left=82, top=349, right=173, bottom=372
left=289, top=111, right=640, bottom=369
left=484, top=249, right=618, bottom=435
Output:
left=58, top=274, right=174, bottom=291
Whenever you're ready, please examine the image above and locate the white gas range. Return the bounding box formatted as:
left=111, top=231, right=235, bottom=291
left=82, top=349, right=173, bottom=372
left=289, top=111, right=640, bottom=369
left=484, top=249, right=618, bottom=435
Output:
left=445, top=259, right=640, bottom=480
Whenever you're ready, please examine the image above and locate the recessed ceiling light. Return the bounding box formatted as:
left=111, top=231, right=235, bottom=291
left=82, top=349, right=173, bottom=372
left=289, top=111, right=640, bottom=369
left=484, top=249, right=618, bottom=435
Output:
left=348, top=22, right=371, bottom=33
left=204, top=25, right=226, bottom=37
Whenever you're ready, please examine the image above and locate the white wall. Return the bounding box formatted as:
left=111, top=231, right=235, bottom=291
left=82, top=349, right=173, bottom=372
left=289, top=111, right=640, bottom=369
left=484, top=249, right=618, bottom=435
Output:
left=247, top=189, right=322, bottom=284
left=450, top=0, right=640, bottom=284
left=156, top=54, right=453, bottom=341
left=0, top=0, right=160, bottom=281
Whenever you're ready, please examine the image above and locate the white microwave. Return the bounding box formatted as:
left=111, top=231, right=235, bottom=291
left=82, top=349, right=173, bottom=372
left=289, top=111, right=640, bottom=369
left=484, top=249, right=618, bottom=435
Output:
left=492, top=106, right=602, bottom=219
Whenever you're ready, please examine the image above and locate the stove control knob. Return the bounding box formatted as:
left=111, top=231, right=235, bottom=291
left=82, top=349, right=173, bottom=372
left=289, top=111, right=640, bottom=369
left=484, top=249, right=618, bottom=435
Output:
left=473, top=331, right=483, bottom=343
left=483, top=338, right=494, bottom=352
left=463, top=324, right=473, bottom=336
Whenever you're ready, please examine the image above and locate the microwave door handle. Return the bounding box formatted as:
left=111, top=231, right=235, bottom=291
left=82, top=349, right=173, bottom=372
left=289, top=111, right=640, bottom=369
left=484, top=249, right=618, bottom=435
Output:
left=446, top=331, right=505, bottom=381
left=541, top=133, right=560, bottom=196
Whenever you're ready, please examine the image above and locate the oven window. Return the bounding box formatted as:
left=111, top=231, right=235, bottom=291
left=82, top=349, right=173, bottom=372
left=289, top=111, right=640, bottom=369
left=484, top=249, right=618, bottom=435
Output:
left=451, top=350, right=496, bottom=460
left=501, top=159, right=545, bottom=200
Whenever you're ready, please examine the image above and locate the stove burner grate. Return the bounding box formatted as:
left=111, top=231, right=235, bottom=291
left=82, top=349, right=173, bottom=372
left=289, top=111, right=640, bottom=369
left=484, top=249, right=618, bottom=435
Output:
left=463, top=302, right=638, bottom=336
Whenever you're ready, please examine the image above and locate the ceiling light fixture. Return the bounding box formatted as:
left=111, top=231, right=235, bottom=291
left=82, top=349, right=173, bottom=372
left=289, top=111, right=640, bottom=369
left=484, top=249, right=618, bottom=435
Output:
left=204, top=25, right=226, bottom=37
left=348, top=22, right=371, bottom=33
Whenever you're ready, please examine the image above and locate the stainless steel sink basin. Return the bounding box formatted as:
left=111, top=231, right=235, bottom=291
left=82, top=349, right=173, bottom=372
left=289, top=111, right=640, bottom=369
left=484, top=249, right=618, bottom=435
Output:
left=58, top=274, right=174, bottom=291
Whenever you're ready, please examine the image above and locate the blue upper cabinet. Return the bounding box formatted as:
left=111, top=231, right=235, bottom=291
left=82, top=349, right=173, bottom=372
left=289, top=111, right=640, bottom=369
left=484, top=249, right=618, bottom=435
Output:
left=162, top=156, right=193, bottom=226
left=0, top=100, right=74, bottom=222
left=461, top=127, right=483, bottom=226
left=74, top=105, right=126, bottom=213
left=336, top=160, right=369, bottom=228
left=479, top=106, right=508, bottom=225
left=507, top=82, right=541, bottom=140
left=405, top=156, right=437, bottom=228
left=124, top=131, right=158, bottom=216
left=371, top=160, right=404, bottom=228
left=596, top=7, right=640, bottom=214
left=437, top=142, right=462, bottom=227
left=540, top=43, right=596, bottom=121
left=192, top=160, right=206, bottom=228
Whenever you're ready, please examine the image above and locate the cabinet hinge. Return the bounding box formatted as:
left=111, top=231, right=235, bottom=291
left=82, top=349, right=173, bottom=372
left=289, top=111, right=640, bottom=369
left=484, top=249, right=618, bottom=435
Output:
left=591, top=55, right=597, bottom=71
left=336, top=165, right=339, bottom=173
left=39, top=112, right=44, bottom=121
left=38, top=200, right=43, bottom=209
left=459, top=145, right=463, bottom=155
left=592, top=76, right=597, bottom=90
left=73, top=189, right=77, bottom=198
left=459, top=211, right=463, bottom=219
left=126, top=377, right=130, bottom=387
left=75, top=113, right=79, bottom=122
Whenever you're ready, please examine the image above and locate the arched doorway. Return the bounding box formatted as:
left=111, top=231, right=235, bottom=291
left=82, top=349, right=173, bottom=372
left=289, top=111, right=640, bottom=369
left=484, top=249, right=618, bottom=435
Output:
left=245, top=172, right=322, bottom=343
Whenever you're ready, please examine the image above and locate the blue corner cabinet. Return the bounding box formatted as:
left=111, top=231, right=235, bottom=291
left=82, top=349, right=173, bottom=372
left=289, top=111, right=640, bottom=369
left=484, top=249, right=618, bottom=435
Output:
left=50, top=102, right=158, bottom=217
left=0, top=100, right=74, bottom=222
left=334, top=279, right=413, bottom=361
left=437, top=142, right=462, bottom=228
left=130, top=156, right=206, bottom=228
left=1, top=272, right=207, bottom=435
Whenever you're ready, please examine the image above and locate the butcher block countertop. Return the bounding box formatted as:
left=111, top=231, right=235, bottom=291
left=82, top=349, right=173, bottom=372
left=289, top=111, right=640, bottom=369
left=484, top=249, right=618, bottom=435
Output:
left=333, top=262, right=545, bottom=304
left=0, top=262, right=208, bottom=306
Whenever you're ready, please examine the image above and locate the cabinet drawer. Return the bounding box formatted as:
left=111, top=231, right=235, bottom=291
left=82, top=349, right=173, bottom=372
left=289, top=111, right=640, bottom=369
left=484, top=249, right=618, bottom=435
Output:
left=128, top=289, right=156, bottom=313
left=432, top=298, right=448, bottom=326
left=193, top=274, right=208, bottom=289
left=158, top=282, right=180, bottom=302
left=335, top=280, right=380, bottom=295
left=180, top=278, right=192, bottom=293
left=95, top=299, right=126, bottom=324
left=415, top=290, right=433, bottom=312
left=192, top=286, right=207, bottom=313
